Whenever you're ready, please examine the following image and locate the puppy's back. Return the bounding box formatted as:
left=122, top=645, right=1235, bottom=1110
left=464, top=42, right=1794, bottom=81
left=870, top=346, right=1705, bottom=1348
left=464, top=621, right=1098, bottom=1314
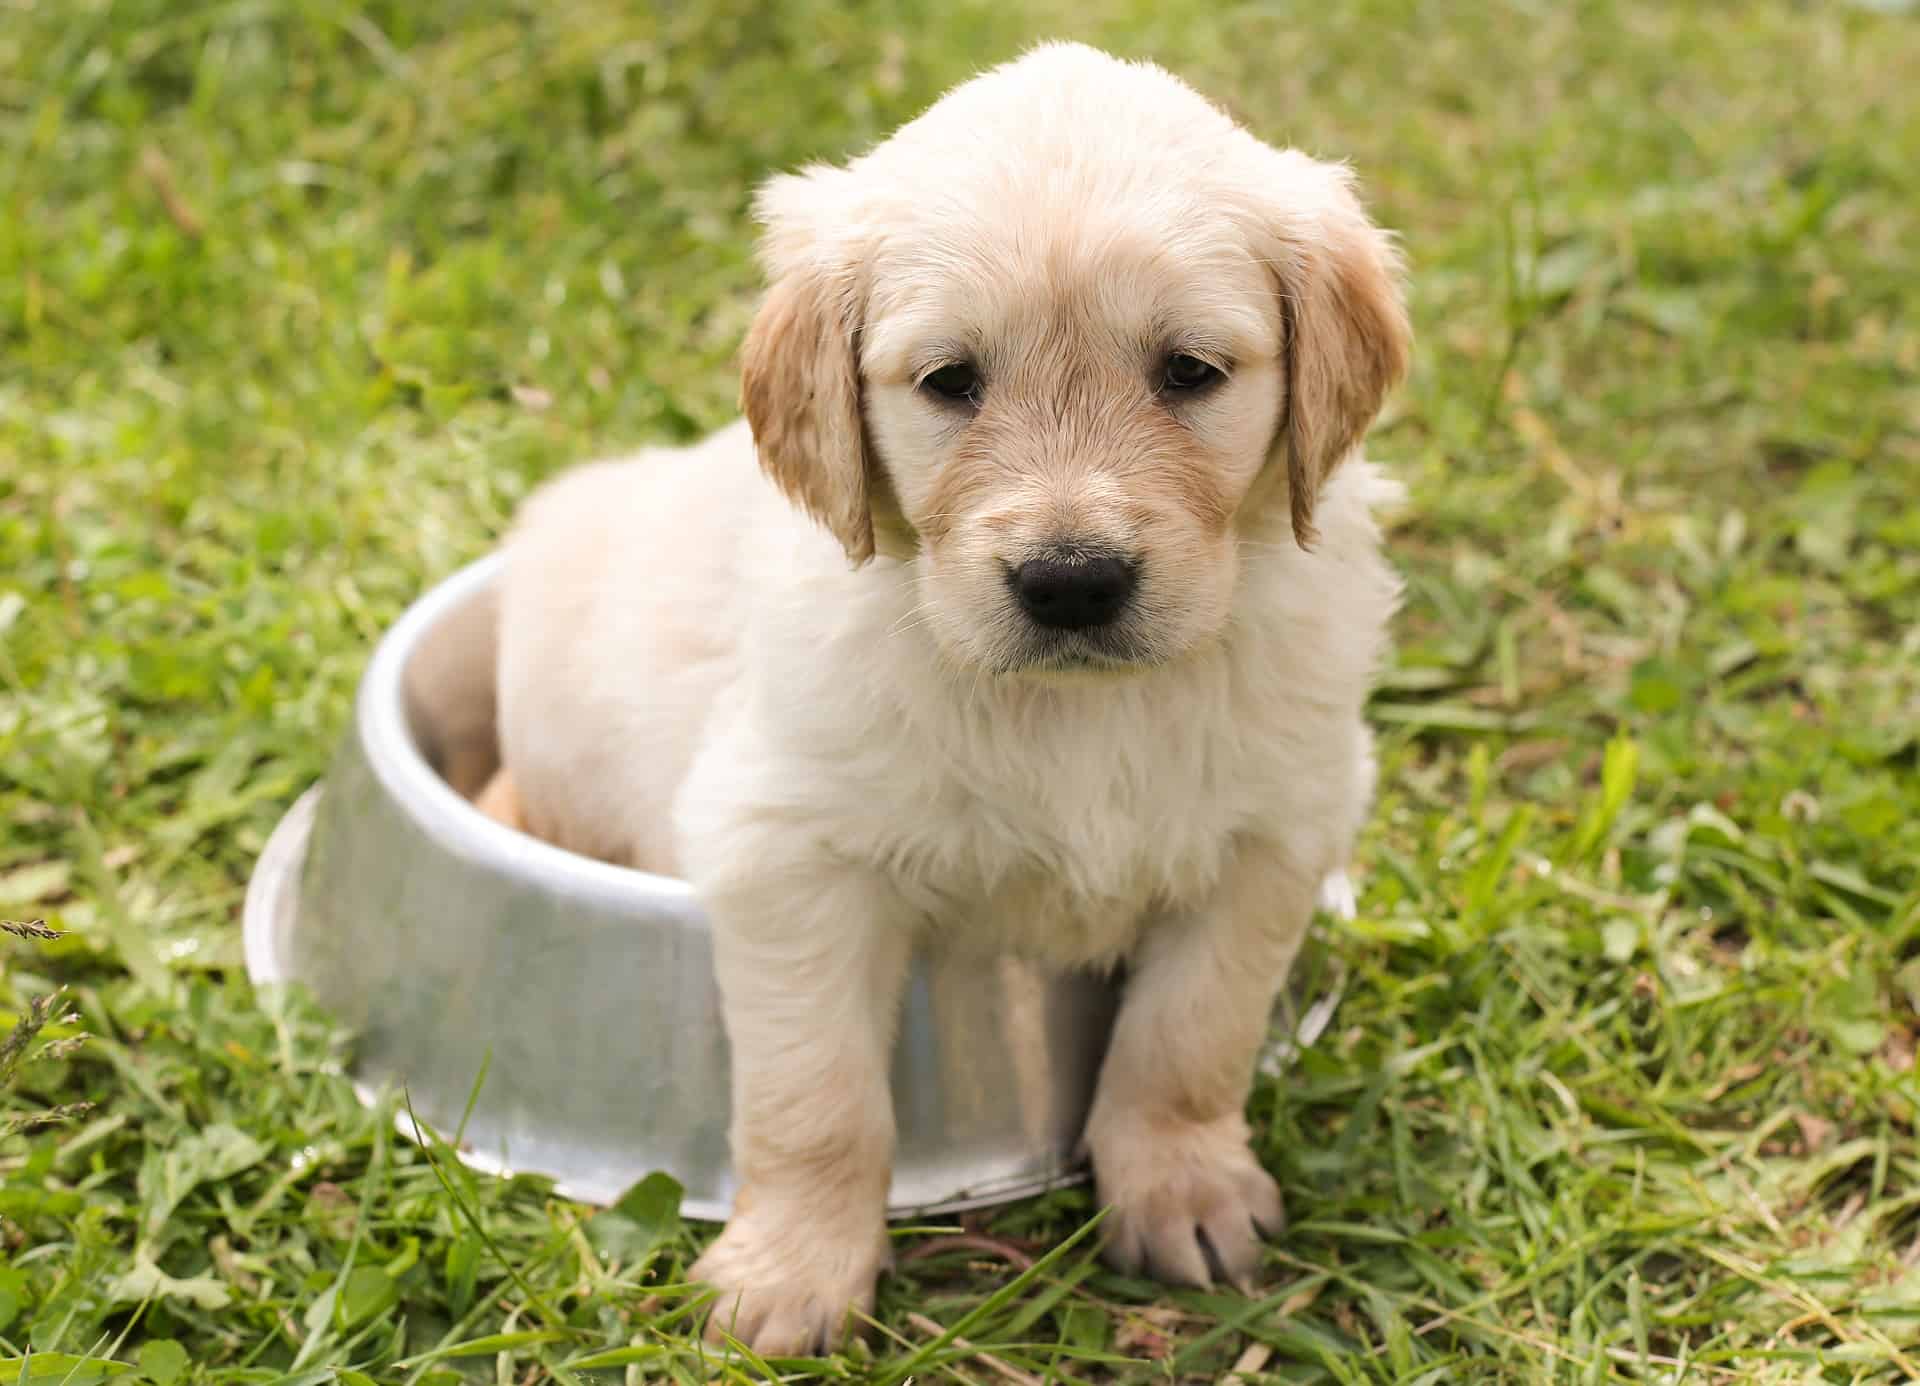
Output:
left=493, top=422, right=767, bottom=872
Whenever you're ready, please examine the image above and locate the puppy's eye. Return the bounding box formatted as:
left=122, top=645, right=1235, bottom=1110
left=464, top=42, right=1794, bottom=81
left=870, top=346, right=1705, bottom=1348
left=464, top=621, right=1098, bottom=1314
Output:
left=1162, top=353, right=1224, bottom=392
left=921, top=361, right=981, bottom=403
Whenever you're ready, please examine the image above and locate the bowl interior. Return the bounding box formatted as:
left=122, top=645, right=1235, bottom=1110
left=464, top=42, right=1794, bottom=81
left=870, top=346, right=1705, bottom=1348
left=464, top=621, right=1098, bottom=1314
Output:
left=397, top=564, right=505, bottom=802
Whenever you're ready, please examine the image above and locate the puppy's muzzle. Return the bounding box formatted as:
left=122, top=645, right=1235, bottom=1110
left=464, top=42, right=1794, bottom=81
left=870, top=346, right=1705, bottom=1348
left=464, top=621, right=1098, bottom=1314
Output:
left=1008, top=553, right=1138, bottom=630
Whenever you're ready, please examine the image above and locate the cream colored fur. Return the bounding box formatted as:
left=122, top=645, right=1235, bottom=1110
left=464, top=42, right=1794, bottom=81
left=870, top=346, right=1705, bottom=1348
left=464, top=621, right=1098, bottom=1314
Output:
left=490, top=42, right=1410, bottom=1356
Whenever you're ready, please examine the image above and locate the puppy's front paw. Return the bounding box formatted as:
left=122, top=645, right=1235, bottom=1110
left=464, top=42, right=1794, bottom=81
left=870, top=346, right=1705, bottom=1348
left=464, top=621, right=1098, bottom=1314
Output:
left=1089, top=1112, right=1284, bottom=1290
left=691, top=1197, right=889, bottom=1357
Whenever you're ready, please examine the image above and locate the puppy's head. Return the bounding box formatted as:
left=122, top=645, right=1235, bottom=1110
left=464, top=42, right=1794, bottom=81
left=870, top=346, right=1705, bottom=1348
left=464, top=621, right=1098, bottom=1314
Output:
left=742, top=42, right=1409, bottom=676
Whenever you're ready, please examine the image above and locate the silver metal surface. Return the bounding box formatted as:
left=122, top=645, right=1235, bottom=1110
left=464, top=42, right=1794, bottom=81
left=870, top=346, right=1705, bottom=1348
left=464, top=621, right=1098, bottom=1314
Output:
left=244, top=554, right=1339, bottom=1221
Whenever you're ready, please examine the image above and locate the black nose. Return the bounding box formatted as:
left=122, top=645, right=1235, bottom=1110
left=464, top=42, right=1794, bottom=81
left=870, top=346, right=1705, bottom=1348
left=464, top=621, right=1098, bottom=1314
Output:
left=1010, top=555, right=1137, bottom=630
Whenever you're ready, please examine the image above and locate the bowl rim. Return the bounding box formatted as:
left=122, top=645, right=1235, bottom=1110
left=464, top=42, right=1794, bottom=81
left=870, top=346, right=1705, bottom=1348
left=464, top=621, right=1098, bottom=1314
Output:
left=355, top=552, right=698, bottom=908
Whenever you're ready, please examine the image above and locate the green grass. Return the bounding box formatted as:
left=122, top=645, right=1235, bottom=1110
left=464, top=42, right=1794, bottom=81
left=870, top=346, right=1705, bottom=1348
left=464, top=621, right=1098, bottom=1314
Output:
left=4, top=0, right=1919, bottom=1380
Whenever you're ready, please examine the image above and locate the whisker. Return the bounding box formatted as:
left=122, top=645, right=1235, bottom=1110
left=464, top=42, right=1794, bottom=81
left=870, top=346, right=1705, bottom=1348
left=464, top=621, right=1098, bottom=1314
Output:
left=887, top=613, right=942, bottom=640
left=886, top=598, right=940, bottom=639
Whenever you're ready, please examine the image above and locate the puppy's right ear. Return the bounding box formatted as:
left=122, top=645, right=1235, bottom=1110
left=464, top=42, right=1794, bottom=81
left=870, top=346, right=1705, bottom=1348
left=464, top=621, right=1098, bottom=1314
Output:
left=739, top=169, right=875, bottom=565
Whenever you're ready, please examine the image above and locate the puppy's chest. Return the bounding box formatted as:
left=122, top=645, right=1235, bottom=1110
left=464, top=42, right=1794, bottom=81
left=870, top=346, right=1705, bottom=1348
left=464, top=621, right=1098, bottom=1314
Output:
left=875, top=716, right=1252, bottom=965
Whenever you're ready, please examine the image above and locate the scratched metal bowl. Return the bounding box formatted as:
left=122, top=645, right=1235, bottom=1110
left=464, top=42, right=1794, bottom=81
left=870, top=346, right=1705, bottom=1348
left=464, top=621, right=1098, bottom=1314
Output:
left=244, top=554, right=1342, bottom=1220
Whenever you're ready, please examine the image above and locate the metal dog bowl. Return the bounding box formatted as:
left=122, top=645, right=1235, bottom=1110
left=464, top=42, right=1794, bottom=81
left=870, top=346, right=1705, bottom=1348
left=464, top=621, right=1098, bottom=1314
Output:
left=244, top=554, right=1345, bottom=1220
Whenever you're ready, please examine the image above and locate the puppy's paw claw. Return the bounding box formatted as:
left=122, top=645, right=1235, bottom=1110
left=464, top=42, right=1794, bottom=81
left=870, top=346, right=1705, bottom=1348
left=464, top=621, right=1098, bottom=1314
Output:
left=1092, top=1115, right=1283, bottom=1291
left=691, top=1204, right=887, bottom=1358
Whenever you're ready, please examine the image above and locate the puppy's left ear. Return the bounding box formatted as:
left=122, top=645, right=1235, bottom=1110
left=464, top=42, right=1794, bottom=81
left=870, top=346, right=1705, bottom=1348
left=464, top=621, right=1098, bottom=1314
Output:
left=740, top=168, right=877, bottom=565
left=1258, top=152, right=1412, bottom=548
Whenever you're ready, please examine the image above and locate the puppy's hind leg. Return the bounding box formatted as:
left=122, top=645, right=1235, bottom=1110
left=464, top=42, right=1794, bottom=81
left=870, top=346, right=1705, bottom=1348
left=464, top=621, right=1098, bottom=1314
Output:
left=1316, top=726, right=1378, bottom=921
left=472, top=768, right=527, bottom=834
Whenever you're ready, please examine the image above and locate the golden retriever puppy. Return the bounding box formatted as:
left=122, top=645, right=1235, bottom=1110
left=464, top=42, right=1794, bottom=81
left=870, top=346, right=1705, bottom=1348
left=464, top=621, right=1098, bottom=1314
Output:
left=489, top=41, right=1409, bottom=1355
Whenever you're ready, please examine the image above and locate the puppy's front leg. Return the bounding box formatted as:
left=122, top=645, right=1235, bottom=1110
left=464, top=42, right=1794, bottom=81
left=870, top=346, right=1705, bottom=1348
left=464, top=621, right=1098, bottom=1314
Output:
left=689, top=861, right=911, bottom=1357
left=1085, top=843, right=1318, bottom=1289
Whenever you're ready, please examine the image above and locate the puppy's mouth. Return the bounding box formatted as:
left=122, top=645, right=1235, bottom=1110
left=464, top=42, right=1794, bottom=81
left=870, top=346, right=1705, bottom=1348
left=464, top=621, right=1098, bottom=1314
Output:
left=998, top=626, right=1162, bottom=678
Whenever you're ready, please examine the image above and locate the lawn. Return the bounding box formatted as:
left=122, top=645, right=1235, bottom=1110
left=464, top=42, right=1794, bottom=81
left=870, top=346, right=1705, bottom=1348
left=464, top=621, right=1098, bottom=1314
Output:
left=3, top=0, right=1919, bottom=1380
